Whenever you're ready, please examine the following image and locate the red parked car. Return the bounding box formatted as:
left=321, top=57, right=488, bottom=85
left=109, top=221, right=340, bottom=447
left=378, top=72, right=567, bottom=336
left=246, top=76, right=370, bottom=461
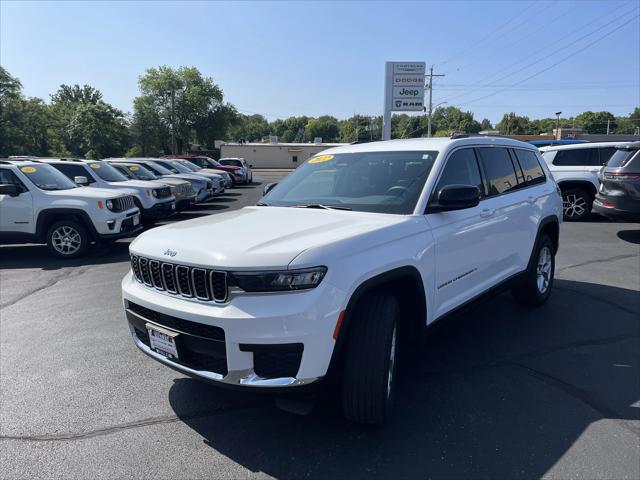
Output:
left=162, top=155, right=243, bottom=186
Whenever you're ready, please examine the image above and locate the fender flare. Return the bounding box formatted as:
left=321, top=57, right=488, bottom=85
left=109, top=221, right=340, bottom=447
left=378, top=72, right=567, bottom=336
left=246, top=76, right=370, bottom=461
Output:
left=35, top=208, right=99, bottom=241
left=326, top=265, right=426, bottom=379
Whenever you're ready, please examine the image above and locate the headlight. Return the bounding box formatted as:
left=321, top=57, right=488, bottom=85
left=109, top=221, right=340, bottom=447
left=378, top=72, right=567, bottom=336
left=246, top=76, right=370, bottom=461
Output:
left=152, top=189, right=159, bottom=198
left=229, top=266, right=327, bottom=292
left=105, top=199, right=114, bottom=211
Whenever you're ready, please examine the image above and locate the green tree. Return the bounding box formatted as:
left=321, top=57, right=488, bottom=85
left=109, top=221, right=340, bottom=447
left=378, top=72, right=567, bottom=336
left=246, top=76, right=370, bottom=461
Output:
left=432, top=106, right=481, bottom=134
left=574, top=111, right=616, bottom=134
left=480, top=118, right=493, bottom=130
left=0, top=68, right=53, bottom=156
left=271, top=116, right=309, bottom=142
left=496, top=112, right=533, bottom=135
left=304, top=115, right=339, bottom=142
left=227, top=113, right=270, bottom=142
left=137, top=66, right=225, bottom=152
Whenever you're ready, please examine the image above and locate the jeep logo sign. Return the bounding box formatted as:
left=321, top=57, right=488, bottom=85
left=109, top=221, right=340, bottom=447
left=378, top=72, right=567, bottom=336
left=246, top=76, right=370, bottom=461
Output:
left=163, top=248, right=177, bottom=257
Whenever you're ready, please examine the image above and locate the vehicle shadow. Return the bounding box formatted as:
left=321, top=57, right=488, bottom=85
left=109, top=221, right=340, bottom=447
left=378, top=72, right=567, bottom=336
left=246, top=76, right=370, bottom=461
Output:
left=0, top=239, right=133, bottom=270
left=167, top=279, right=639, bottom=479
left=617, top=229, right=640, bottom=245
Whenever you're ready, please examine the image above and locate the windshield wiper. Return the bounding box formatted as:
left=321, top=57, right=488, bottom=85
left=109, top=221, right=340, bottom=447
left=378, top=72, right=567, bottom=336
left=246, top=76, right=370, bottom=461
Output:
left=292, top=204, right=352, bottom=211
left=256, top=202, right=270, bottom=206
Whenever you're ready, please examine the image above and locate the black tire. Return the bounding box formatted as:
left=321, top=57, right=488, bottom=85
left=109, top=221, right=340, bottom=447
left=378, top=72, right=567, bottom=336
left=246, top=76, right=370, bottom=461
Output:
left=562, top=188, right=592, bottom=221
left=46, top=220, right=90, bottom=258
left=342, top=293, right=400, bottom=425
left=512, top=234, right=555, bottom=307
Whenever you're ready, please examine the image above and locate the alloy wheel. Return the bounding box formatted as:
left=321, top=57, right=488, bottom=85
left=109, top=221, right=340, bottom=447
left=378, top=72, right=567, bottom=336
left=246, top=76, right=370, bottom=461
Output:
left=51, top=225, right=82, bottom=255
left=536, top=245, right=552, bottom=294
left=563, top=194, right=587, bottom=219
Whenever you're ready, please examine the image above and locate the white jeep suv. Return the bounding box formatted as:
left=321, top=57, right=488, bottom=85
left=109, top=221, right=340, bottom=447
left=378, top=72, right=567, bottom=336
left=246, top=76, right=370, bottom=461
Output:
left=540, top=142, right=630, bottom=221
left=0, top=160, right=141, bottom=257
left=122, top=136, right=562, bottom=425
left=36, top=158, right=177, bottom=224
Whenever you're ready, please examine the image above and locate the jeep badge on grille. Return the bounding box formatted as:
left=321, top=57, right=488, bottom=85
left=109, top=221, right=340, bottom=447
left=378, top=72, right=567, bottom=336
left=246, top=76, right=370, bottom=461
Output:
left=163, top=249, right=177, bottom=257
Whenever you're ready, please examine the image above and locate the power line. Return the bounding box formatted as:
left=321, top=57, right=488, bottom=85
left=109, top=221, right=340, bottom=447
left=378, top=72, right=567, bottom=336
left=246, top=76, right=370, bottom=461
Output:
left=441, top=4, right=639, bottom=105
left=455, top=13, right=640, bottom=107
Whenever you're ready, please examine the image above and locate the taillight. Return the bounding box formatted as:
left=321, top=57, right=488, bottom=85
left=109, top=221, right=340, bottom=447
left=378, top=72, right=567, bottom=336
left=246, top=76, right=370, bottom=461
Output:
left=603, top=172, right=640, bottom=181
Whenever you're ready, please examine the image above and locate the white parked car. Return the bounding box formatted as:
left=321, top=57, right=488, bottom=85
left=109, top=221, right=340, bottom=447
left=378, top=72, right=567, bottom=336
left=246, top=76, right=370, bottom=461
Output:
left=540, top=142, right=631, bottom=221
left=122, top=136, right=562, bottom=425
left=36, top=158, right=177, bottom=224
left=0, top=159, right=141, bottom=257
left=219, top=157, right=253, bottom=184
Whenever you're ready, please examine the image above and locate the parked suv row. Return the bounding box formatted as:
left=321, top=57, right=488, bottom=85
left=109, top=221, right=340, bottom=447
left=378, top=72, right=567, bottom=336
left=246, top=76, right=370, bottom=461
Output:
left=1, top=155, right=242, bottom=258
left=540, top=142, right=633, bottom=221
left=123, top=136, right=562, bottom=425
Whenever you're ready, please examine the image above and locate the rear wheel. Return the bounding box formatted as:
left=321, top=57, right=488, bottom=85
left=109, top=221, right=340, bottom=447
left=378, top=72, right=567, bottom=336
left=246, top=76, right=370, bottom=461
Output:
left=562, top=188, right=591, bottom=221
left=512, top=234, right=555, bottom=306
left=342, top=293, right=399, bottom=425
left=46, top=220, right=90, bottom=258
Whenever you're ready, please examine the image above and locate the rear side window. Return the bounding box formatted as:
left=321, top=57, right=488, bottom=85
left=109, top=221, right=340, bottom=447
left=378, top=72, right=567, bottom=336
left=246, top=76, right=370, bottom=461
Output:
left=598, top=147, right=617, bottom=165
left=477, top=147, right=519, bottom=196
left=435, top=148, right=484, bottom=195
left=51, top=163, right=96, bottom=183
left=552, top=149, right=597, bottom=166
left=514, top=149, right=546, bottom=185
left=606, top=149, right=640, bottom=168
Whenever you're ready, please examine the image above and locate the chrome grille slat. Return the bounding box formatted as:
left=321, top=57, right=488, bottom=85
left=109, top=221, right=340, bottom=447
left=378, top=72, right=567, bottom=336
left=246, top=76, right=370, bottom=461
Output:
left=176, top=265, right=193, bottom=297
left=162, top=263, right=177, bottom=293
left=130, top=256, right=228, bottom=303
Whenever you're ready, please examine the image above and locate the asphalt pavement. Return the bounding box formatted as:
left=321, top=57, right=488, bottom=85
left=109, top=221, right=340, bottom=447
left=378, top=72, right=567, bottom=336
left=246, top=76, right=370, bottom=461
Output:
left=1, top=172, right=638, bottom=479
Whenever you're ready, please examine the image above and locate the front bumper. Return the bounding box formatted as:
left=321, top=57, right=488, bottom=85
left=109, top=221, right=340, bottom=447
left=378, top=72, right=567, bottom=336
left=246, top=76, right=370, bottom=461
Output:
left=142, top=200, right=176, bottom=220
left=97, top=211, right=143, bottom=239
left=122, top=272, right=346, bottom=388
left=175, top=197, right=196, bottom=211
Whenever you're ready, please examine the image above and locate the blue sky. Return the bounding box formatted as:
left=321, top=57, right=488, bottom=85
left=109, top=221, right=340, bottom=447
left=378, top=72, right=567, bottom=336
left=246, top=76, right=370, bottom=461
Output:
left=1, top=0, right=638, bottom=123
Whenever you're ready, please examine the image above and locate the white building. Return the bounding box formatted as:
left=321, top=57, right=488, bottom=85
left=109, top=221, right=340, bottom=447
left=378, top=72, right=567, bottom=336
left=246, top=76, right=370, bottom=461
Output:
left=219, top=142, right=346, bottom=169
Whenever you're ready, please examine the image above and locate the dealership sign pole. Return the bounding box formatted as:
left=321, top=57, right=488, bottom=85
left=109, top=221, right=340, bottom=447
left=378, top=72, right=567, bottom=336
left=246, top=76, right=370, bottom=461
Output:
left=382, top=61, right=426, bottom=141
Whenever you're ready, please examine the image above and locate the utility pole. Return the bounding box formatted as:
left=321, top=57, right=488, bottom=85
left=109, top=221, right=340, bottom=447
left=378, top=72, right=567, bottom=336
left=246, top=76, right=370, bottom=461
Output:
left=606, top=118, right=610, bottom=135
left=426, top=66, right=445, bottom=137
left=555, top=111, right=562, bottom=140
left=170, top=90, right=177, bottom=154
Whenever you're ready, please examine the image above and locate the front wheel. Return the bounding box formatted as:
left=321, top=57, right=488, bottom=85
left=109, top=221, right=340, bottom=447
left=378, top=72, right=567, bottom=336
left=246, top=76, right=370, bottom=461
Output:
left=512, top=234, right=555, bottom=306
left=46, top=220, right=90, bottom=258
left=562, top=188, right=591, bottom=221
left=342, top=293, right=399, bottom=425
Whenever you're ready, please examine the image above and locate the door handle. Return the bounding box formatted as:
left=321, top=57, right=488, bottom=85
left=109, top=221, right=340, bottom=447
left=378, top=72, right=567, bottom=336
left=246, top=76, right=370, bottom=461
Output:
left=480, top=208, right=494, bottom=218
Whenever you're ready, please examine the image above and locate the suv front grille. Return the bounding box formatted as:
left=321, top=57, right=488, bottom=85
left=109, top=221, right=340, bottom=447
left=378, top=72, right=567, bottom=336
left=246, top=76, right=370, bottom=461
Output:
left=112, top=195, right=135, bottom=212
left=131, top=255, right=228, bottom=303
left=155, top=187, right=172, bottom=199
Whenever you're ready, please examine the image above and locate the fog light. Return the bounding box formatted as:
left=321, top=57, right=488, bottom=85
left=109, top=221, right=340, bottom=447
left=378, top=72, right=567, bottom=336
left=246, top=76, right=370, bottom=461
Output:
left=107, top=220, right=116, bottom=230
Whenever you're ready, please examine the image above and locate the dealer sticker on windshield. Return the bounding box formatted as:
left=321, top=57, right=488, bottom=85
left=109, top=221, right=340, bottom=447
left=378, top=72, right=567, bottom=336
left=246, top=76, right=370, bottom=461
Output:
left=309, top=155, right=334, bottom=164
left=89, top=163, right=101, bottom=169
left=20, top=166, right=37, bottom=173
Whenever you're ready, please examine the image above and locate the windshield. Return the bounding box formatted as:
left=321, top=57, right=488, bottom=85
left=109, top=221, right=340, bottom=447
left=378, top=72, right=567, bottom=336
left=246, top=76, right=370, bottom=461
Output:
left=176, top=160, right=201, bottom=172
left=143, top=162, right=173, bottom=176
left=220, top=159, right=243, bottom=167
left=606, top=148, right=640, bottom=168
left=156, top=160, right=191, bottom=174
left=18, top=164, right=77, bottom=191
left=124, top=164, right=159, bottom=180
left=88, top=162, right=129, bottom=182
left=261, top=150, right=438, bottom=214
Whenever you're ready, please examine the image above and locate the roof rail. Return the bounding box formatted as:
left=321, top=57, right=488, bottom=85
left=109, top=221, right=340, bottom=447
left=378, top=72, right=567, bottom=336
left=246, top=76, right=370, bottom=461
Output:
left=450, top=133, right=519, bottom=140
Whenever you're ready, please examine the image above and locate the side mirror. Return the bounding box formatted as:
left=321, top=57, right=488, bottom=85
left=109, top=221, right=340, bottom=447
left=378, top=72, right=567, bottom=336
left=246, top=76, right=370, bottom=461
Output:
left=0, top=183, right=21, bottom=197
left=74, top=176, right=89, bottom=186
left=249, top=164, right=254, bottom=168
left=428, top=185, right=480, bottom=212
left=263, top=182, right=278, bottom=195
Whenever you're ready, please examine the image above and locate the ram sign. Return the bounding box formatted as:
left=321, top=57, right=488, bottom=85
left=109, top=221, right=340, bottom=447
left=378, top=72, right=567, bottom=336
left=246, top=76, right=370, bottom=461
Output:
left=389, top=62, right=425, bottom=112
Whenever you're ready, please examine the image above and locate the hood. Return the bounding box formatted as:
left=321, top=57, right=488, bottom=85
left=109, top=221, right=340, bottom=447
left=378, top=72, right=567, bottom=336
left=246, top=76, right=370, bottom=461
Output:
left=199, top=168, right=228, bottom=177
left=130, top=206, right=409, bottom=269
left=108, top=179, right=168, bottom=190
left=47, top=186, right=131, bottom=200
left=156, top=177, right=188, bottom=187
left=163, top=174, right=206, bottom=185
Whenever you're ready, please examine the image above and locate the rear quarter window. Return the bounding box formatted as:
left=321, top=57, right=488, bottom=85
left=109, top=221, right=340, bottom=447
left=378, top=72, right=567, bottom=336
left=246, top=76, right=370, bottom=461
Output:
left=476, top=147, right=519, bottom=196
left=552, top=148, right=597, bottom=167
left=514, top=149, right=546, bottom=185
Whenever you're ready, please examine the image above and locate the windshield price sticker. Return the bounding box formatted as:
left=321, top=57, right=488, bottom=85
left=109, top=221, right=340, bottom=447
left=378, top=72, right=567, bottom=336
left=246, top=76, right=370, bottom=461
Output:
left=129, top=166, right=140, bottom=171
left=20, top=166, right=37, bottom=173
left=309, top=155, right=334, bottom=164
left=89, top=163, right=101, bottom=169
